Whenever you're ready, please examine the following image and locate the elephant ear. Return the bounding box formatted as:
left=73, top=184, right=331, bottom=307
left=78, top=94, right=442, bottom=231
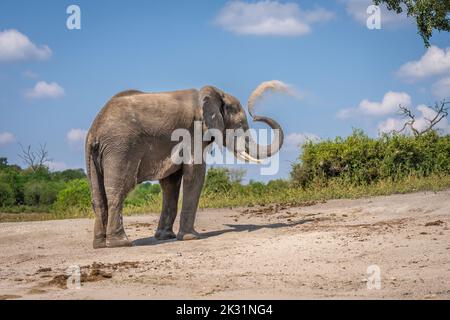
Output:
left=199, top=86, right=225, bottom=132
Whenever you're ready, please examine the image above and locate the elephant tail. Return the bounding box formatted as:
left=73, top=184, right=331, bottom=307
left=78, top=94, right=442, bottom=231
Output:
left=85, top=136, right=108, bottom=214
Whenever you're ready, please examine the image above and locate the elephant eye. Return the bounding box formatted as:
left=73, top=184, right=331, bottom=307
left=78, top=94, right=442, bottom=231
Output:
left=227, top=105, right=238, bottom=114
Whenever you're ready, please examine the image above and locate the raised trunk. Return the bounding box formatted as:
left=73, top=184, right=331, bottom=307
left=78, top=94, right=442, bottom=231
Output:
left=246, top=115, right=284, bottom=160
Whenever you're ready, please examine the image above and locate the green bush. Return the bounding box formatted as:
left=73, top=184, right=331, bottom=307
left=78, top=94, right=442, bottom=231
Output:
left=203, top=168, right=232, bottom=194
left=0, top=182, right=15, bottom=207
left=0, top=158, right=89, bottom=209
left=267, top=179, right=290, bottom=191
left=23, top=180, right=63, bottom=205
left=54, top=179, right=91, bottom=211
left=291, top=129, right=450, bottom=187
left=247, top=180, right=266, bottom=195
left=0, top=167, right=23, bottom=205
left=2, top=128, right=450, bottom=219
left=52, top=169, right=86, bottom=181
left=125, top=183, right=161, bottom=206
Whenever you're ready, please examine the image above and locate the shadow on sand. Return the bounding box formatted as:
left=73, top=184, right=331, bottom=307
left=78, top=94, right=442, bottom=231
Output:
left=132, top=218, right=314, bottom=247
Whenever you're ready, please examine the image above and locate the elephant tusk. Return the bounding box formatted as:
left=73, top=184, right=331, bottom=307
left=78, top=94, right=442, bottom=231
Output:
left=237, top=151, right=262, bottom=164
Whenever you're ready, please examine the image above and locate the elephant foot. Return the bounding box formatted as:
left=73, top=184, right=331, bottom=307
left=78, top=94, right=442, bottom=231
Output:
left=93, top=236, right=106, bottom=249
left=177, top=230, right=202, bottom=241
left=106, top=234, right=132, bottom=248
left=155, top=229, right=176, bottom=240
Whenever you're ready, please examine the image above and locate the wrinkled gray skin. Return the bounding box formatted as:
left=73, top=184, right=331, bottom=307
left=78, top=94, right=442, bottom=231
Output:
left=85, top=86, right=284, bottom=248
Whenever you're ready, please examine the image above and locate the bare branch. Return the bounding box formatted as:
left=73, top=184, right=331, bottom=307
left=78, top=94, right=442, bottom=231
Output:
left=37, top=143, right=51, bottom=167
left=421, top=100, right=449, bottom=134
left=393, top=104, right=419, bottom=136
left=392, top=100, right=449, bottom=137
left=18, top=143, right=36, bottom=171
left=17, top=143, right=51, bottom=171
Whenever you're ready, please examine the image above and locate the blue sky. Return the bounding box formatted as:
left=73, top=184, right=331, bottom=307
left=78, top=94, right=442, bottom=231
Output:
left=0, top=0, right=449, bottom=182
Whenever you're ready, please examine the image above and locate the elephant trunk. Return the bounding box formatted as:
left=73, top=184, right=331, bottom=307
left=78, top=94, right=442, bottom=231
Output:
left=236, top=114, right=284, bottom=163
left=251, top=115, right=284, bottom=159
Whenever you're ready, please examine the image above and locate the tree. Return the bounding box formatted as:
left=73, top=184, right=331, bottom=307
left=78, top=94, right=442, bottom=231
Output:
left=52, top=169, right=86, bottom=181
left=394, top=100, right=449, bottom=136
left=23, top=180, right=62, bottom=206
left=0, top=182, right=15, bottom=207
left=0, top=157, right=7, bottom=169
left=374, top=0, right=450, bottom=47
left=203, top=168, right=232, bottom=194
left=54, top=179, right=91, bottom=211
left=18, top=143, right=51, bottom=172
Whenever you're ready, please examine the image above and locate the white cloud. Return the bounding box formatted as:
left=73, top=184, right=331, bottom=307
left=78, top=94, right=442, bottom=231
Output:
left=67, top=128, right=87, bottom=150
left=338, top=91, right=411, bottom=118
left=378, top=104, right=450, bottom=135
left=215, top=1, right=334, bottom=37
left=45, top=161, right=68, bottom=172
left=0, top=132, right=15, bottom=146
left=344, top=0, right=408, bottom=26
left=377, top=117, right=403, bottom=134
left=285, top=132, right=320, bottom=150
left=397, top=46, right=450, bottom=81
left=432, top=76, right=450, bottom=99
left=0, top=29, right=51, bottom=62
left=25, top=81, right=65, bottom=99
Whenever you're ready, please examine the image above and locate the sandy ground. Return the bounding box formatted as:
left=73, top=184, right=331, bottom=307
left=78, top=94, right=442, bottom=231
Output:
left=0, top=190, right=449, bottom=300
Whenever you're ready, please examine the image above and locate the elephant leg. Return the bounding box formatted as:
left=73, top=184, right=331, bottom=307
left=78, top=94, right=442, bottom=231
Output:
left=177, top=163, right=206, bottom=241
left=103, top=157, right=139, bottom=248
left=88, top=158, right=108, bottom=249
left=105, top=191, right=132, bottom=247
left=155, top=170, right=182, bottom=240
left=92, top=188, right=108, bottom=249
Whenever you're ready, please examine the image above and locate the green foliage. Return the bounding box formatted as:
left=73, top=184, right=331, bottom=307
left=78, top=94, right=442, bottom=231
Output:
left=206, top=173, right=450, bottom=209
left=0, top=165, right=27, bottom=205
left=374, top=0, right=450, bottom=47
left=0, top=157, right=8, bottom=169
left=124, top=182, right=161, bottom=206
left=0, top=158, right=88, bottom=209
left=267, top=179, right=290, bottom=191
left=291, top=130, right=450, bottom=187
left=203, top=168, right=233, bottom=194
left=0, top=182, right=15, bottom=207
left=52, top=169, right=86, bottom=181
left=2, top=127, right=450, bottom=221
left=54, top=179, right=91, bottom=212
left=247, top=181, right=266, bottom=195
left=23, top=180, right=63, bottom=206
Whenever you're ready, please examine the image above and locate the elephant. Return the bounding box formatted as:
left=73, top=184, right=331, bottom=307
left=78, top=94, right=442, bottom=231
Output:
left=85, top=85, right=284, bottom=248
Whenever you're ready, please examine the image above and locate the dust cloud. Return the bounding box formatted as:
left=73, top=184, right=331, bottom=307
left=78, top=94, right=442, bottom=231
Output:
left=247, top=80, right=299, bottom=117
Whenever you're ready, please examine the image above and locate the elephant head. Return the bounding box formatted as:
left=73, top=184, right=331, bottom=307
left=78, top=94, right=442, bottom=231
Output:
left=199, top=86, right=284, bottom=162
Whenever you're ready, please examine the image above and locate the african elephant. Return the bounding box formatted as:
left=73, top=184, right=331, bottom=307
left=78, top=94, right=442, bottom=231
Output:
left=85, top=86, right=284, bottom=248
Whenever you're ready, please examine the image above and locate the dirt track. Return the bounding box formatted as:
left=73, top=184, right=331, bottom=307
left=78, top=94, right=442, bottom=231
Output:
left=0, top=190, right=449, bottom=300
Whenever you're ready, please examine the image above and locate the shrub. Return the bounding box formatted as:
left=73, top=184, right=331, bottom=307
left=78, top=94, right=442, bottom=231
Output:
left=267, top=179, right=290, bottom=191
left=23, top=180, right=63, bottom=205
left=52, top=169, right=86, bottom=181
left=247, top=180, right=266, bottom=195
left=0, top=182, right=14, bottom=207
left=125, top=183, right=161, bottom=206
left=54, top=179, right=91, bottom=211
left=203, top=168, right=232, bottom=194
left=291, top=129, right=450, bottom=187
